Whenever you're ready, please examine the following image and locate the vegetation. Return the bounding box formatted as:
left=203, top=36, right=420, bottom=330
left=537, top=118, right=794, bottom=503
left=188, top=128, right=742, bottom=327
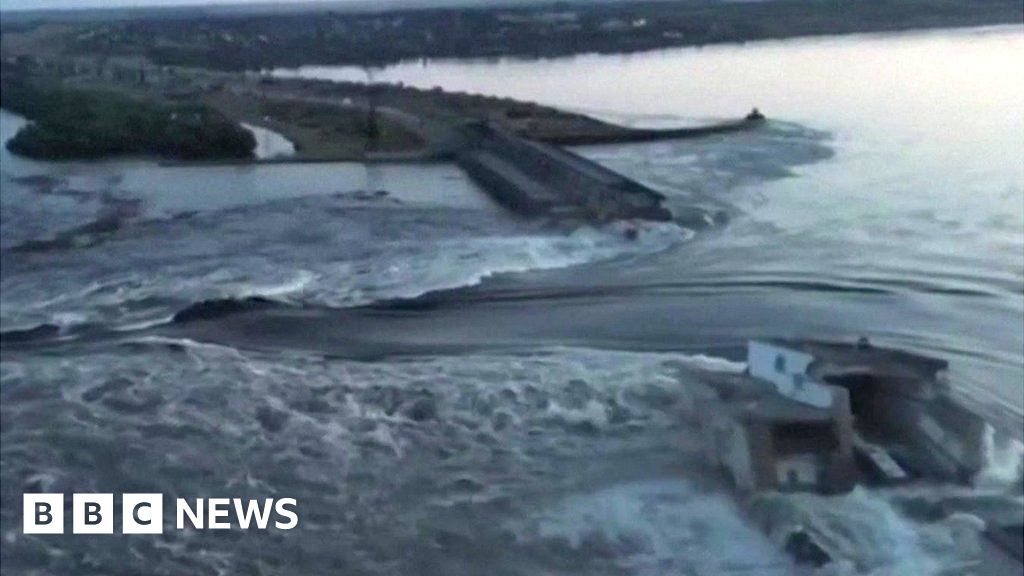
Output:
left=56, top=0, right=1024, bottom=71
left=0, top=79, right=255, bottom=160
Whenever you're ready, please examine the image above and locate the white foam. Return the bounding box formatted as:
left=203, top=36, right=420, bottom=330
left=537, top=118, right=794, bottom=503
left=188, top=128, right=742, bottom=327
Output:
left=671, top=352, right=748, bottom=374
left=119, top=335, right=247, bottom=356
left=752, top=487, right=977, bottom=576
left=235, top=269, right=318, bottom=300
left=975, top=424, right=1024, bottom=490
left=240, top=122, right=296, bottom=160
left=303, top=221, right=695, bottom=308
left=546, top=399, right=609, bottom=429
left=50, top=312, right=90, bottom=329
left=113, top=315, right=177, bottom=332
left=525, top=479, right=796, bottom=576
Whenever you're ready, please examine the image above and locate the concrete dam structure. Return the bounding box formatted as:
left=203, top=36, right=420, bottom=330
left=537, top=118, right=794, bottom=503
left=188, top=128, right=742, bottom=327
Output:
left=455, top=122, right=674, bottom=222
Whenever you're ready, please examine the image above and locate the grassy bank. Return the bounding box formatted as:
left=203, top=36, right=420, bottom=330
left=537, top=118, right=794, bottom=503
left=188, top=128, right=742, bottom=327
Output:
left=0, top=79, right=255, bottom=161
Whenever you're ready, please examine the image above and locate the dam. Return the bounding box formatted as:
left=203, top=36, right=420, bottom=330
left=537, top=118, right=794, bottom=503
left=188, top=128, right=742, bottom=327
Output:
left=451, top=112, right=765, bottom=222
left=454, top=121, right=673, bottom=222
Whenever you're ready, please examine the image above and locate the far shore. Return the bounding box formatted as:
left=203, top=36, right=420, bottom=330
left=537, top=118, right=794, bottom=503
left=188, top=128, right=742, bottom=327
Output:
left=4, top=0, right=1018, bottom=71
left=4, top=0, right=1018, bottom=164
left=1, top=52, right=767, bottom=165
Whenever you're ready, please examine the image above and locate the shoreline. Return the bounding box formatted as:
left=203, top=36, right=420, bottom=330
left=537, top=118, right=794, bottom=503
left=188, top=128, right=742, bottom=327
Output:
left=273, top=22, right=1024, bottom=73
left=8, top=0, right=1017, bottom=71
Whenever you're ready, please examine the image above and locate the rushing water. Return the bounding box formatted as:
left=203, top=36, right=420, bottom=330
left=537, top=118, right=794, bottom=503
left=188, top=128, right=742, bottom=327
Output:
left=275, top=25, right=1024, bottom=423
left=240, top=122, right=297, bottom=160
left=2, top=27, right=1022, bottom=576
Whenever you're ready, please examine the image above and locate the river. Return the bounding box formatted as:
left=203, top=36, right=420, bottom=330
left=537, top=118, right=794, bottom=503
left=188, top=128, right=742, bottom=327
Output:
left=273, top=26, right=1024, bottom=421
left=1, top=26, right=1022, bottom=576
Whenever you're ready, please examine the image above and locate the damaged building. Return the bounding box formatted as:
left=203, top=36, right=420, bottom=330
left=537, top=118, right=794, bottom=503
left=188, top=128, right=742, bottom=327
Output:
left=699, top=341, right=856, bottom=494
left=699, top=338, right=990, bottom=494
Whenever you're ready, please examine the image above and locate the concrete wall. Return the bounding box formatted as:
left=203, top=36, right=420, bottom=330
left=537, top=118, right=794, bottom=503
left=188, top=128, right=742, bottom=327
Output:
left=699, top=406, right=757, bottom=492
left=457, top=122, right=672, bottom=221
left=746, top=419, right=780, bottom=492
left=723, top=421, right=757, bottom=491
left=860, top=387, right=986, bottom=479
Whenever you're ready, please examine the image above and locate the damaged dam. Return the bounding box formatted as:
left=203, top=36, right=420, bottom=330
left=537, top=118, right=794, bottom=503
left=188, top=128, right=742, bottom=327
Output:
left=451, top=111, right=765, bottom=223
left=455, top=121, right=672, bottom=222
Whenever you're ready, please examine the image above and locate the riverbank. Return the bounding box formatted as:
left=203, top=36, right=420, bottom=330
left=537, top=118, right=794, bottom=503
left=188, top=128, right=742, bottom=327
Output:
left=6, top=0, right=1019, bottom=71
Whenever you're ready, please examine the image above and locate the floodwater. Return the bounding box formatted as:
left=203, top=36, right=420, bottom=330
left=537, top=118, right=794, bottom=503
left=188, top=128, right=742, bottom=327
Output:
left=2, top=26, right=1022, bottom=576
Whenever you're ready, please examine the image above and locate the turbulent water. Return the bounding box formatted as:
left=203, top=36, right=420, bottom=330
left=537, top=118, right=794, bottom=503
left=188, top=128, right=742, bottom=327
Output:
left=2, top=27, right=1023, bottom=576
left=241, top=123, right=297, bottom=160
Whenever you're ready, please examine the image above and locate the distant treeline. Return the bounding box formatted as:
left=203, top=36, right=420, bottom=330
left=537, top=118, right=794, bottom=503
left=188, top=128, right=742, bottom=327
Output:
left=63, top=0, right=1024, bottom=70
left=0, top=79, right=254, bottom=160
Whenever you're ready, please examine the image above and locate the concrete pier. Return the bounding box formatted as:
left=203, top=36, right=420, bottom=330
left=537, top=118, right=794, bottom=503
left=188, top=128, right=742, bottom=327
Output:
left=455, top=122, right=673, bottom=222
left=534, top=115, right=766, bottom=146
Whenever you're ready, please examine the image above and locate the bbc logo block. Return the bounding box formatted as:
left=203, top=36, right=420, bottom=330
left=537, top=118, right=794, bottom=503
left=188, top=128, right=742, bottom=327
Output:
left=23, top=494, right=63, bottom=534
left=24, top=493, right=162, bottom=535
left=72, top=493, right=114, bottom=534
left=123, top=493, right=163, bottom=534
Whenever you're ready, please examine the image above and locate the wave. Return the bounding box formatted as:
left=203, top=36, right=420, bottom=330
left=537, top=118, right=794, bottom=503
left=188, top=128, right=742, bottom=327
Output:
left=974, top=425, right=1024, bottom=490
left=328, top=221, right=694, bottom=308
left=0, top=318, right=121, bottom=346
left=367, top=273, right=1005, bottom=312
left=156, top=225, right=681, bottom=326
left=0, top=323, right=60, bottom=344
left=235, top=269, right=318, bottom=300
left=750, top=487, right=984, bottom=575
left=364, top=277, right=898, bottom=313
left=111, top=314, right=178, bottom=332
left=170, top=296, right=285, bottom=324
left=4, top=218, right=696, bottom=337
left=521, top=479, right=797, bottom=576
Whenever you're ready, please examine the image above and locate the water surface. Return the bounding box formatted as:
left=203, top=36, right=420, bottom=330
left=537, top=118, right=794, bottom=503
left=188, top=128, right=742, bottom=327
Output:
left=2, top=26, right=1022, bottom=576
left=275, top=26, right=1024, bottom=422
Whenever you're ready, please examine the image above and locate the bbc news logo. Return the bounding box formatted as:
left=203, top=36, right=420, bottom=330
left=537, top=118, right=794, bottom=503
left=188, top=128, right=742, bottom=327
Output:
left=23, top=494, right=298, bottom=534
